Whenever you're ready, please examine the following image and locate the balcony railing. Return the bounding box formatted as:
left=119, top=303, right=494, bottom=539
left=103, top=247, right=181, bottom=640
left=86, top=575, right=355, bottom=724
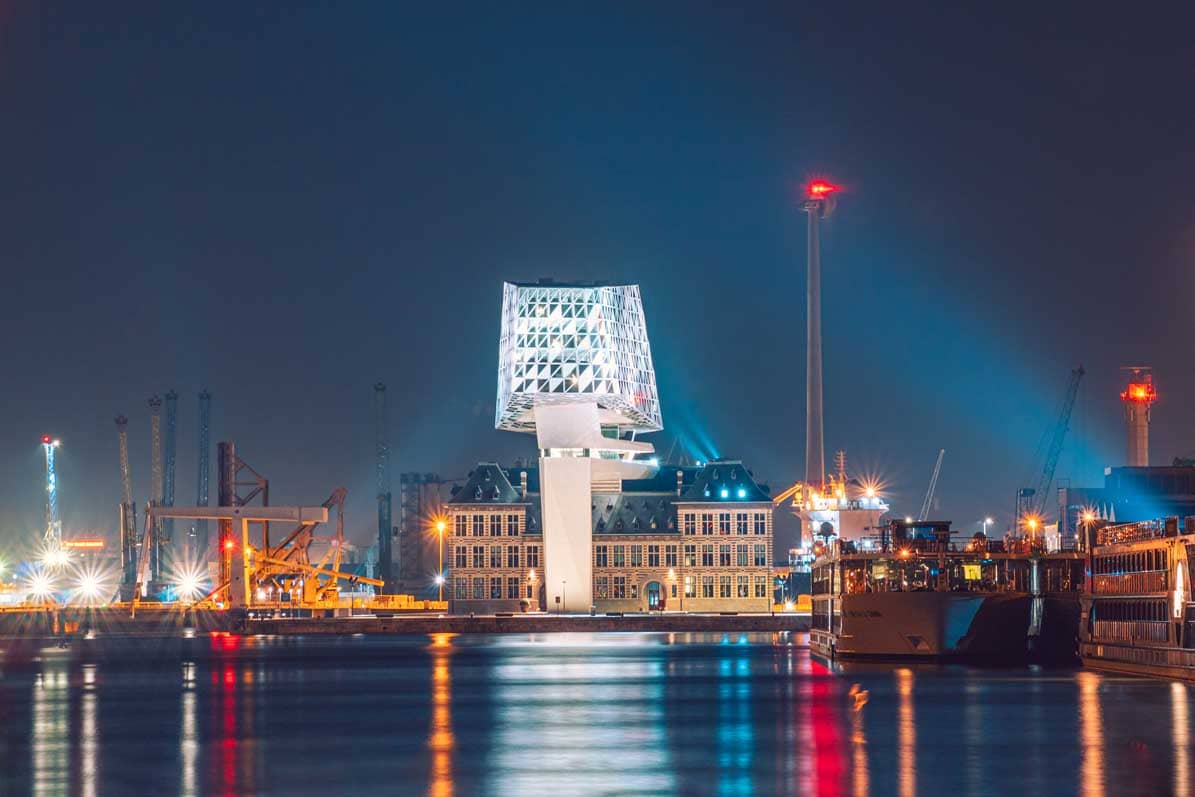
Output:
left=1092, top=571, right=1168, bottom=594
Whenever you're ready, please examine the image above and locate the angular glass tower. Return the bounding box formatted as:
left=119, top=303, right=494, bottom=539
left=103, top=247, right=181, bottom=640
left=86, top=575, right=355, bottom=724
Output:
left=497, top=281, right=661, bottom=433
left=496, top=281, right=662, bottom=611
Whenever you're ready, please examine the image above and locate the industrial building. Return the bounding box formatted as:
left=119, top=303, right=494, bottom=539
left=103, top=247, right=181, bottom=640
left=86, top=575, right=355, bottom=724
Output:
left=446, top=459, right=774, bottom=613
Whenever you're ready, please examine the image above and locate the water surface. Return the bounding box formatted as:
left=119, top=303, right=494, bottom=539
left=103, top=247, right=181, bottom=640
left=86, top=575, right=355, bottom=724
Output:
left=0, top=631, right=1190, bottom=795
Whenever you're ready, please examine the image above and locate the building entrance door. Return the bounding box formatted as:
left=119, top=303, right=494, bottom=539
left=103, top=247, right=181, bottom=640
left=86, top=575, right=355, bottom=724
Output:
left=646, top=581, right=661, bottom=610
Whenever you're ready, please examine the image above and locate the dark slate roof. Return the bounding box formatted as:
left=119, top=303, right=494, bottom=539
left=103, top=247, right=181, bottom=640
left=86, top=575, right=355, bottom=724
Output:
left=680, top=460, right=771, bottom=503
left=448, top=464, right=528, bottom=505
left=593, top=493, right=678, bottom=535
left=622, top=466, right=702, bottom=494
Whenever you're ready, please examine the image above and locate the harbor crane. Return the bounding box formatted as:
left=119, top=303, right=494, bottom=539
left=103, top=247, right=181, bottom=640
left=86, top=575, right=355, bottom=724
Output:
left=918, top=449, right=945, bottom=522
left=1018, top=365, right=1085, bottom=528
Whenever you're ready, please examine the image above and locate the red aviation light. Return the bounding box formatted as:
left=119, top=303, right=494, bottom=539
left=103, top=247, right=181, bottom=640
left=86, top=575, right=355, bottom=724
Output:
left=1121, top=382, right=1156, bottom=403
left=40, top=434, right=52, bottom=444
left=807, top=181, right=839, bottom=199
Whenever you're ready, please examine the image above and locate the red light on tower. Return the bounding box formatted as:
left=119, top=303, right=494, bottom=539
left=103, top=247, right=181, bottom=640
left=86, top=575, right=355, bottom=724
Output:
left=807, top=180, right=839, bottom=199
left=1121, top=382, right=1156, bottom=403
left=40, top=434, right=52, bottom=445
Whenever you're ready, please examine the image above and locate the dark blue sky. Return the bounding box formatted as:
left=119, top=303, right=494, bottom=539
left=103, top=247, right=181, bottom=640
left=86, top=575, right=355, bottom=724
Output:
left=2, top=3, right=1192, bottom=550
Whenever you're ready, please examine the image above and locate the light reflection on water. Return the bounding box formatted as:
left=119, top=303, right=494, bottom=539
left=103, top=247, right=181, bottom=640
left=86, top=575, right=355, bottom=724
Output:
left=0, top=631, right=1193, bottom=795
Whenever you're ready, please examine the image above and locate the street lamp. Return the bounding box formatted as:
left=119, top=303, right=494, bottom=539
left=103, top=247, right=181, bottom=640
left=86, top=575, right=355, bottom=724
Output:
left=983, top=517, right=993, bottom=537
left=435, top=520, right=446, bottom=602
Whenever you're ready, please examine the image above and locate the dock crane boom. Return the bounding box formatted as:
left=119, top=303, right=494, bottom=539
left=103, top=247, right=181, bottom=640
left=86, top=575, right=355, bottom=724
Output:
left=918, top=449, right=945, bottom=522
left=1029, top=365, right=1085, bottom=520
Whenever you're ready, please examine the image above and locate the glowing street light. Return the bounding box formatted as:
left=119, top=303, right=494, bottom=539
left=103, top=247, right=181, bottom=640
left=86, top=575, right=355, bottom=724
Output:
left=983, top=517, right=993, bottom=537
left=435, top=519, right=447, bottom=602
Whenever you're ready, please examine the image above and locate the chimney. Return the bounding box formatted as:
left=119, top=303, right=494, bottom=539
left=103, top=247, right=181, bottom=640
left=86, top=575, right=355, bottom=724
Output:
left=520, top=470, right=529, bottom=498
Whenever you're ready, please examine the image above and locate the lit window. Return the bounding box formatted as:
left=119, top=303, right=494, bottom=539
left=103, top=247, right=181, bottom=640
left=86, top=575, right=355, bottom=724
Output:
left=684, top=576, right=696, bottom=598
left=684, top=544, right=697, bottom=567
left=595, top=577, right=610, bottom=599
left=701, top=514, right=714, bottom=535
left=613, top=576, right=627, bottom=599
left=737, top=575, right=749, bottom=597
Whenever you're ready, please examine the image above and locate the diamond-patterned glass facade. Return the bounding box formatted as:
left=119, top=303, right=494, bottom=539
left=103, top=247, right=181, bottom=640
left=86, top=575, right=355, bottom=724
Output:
left=496, top=282, right=662, bottom=433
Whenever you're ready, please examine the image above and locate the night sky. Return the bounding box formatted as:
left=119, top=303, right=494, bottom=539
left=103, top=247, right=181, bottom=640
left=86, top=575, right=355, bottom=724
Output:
left=2, top=3, right=1192, bottom=553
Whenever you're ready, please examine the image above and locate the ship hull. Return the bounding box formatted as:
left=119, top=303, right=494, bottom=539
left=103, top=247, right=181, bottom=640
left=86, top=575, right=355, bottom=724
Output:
left=811, top=591, right=1079, bottom=663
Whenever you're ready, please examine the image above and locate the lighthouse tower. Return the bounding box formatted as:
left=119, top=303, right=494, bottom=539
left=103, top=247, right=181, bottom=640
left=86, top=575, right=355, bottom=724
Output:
left=1120, top=367, right=1155, bottom=467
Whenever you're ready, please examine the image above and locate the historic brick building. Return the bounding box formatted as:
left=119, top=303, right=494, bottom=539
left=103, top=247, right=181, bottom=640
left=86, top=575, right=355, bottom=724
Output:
left=446, top=460, right=773, bottom=613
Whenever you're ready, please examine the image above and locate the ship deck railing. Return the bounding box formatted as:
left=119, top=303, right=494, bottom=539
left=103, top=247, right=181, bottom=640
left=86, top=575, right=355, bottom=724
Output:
left=1082, top=640, right=1195, bottom=668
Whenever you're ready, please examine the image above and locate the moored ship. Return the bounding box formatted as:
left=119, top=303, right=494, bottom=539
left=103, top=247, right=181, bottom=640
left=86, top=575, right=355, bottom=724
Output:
left=1079, top=516, right=1195, bottom=680
left=810, top=520, right=1084, bottom=662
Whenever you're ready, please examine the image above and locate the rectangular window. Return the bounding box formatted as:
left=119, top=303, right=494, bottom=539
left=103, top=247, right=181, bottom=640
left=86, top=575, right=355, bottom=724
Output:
left=490, top=577, right=502, bottom=599
left=527, top=545, right=540, bottom=568
left=719, top=513, right=731, bottom=534
left=613, top=576, right=627, bottom=599
left=472, top=577, right=485, bottom=600
left=719, top=576, right=732, bottom=598
left=454, top=581, right=467, bottom=600
left=701, top=576, right=714, bottom=598
left=701, top=544, right=714, bottom=567
left=753, top=513, right=767, bottom=535
left=665, top=545, right=678, bottom=567
left=683, top=513, right=696, bottom=535
left=684, top=544, right=697, bottom=567
left=507, top=545, right=520, bottom=568
left=630, top=583, right=639, bottom=600
left=506, top=577, right=520, bottom=599
left=737, top=575, right=750, bottom=598
left=472, top=545, right=485, bottom=569
left=736, top=512, right=749, bottom=535
left=754, top=576, right=769, bottom=598
left=701, top=514, right=714, bottom=535
left=719, top=544, right=731, bottom=567
left=630, top=545, right=643, bottom=567
left=455, top=545, right=468, bottom=569
left=489, top=546, right=502, bottom=569
left=613, top=545, right=626, bottom=567
left=507, top=514, right=520, bottom=536
left=671, top=583, right=677, bottom=598
left=648, top=545, right=661, bottom=567
left=737, top=544, right=750, bottom=567
left=595, top=545, right=609, bottom=568
left=527, top=584, right=535, bottom=599
left=490, top=514, right=502, bottom=536
left=455, top=515, right=467, bottom=536
left=685, top=576, right=696, bottom=598
left=595, top=576, right=610, bottom=599
left=472, top=515, right=484, bottom=536
left=754, top=544, right=768, bottom=567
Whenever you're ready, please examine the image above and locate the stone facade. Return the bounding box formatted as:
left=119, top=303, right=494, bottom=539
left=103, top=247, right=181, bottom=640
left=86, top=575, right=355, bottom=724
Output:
left=447, top=460, right=773, bottom=614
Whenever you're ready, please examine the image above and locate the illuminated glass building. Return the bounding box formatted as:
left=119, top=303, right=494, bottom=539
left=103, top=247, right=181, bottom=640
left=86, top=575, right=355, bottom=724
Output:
left=494, top=280, right=663, bottom=609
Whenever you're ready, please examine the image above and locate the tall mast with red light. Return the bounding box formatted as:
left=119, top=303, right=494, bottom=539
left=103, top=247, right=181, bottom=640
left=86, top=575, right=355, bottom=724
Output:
left=801, top=180, right=839, bottom=489
left=41, top=434, right=63, bottom=549
left=1120, top=367, right=1155, bottom=467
